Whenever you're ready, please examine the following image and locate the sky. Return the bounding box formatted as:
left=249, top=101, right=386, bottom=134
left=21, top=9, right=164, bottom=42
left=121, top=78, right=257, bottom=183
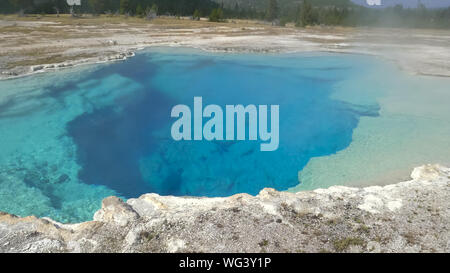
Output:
left=351, top=0, right=450, bottom=8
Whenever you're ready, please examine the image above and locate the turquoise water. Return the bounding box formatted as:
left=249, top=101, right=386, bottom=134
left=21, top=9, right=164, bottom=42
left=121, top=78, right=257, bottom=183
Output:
left=0, top=48, right=449, bottom=223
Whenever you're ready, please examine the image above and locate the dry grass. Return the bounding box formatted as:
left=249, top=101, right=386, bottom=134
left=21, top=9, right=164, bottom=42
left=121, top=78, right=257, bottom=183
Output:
left=332, top=237, right=366, bottom=252
left=6, top=55, right=65, bottom=68
left=0, top=14, right=269, bottom=29
left=6, top=52, right=99, bottom=68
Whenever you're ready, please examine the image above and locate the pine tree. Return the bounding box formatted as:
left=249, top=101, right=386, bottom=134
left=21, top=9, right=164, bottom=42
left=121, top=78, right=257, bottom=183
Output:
left=209, top=8, right=223, bottom=22
left=150, top=3, right=158, bottom=15
left=193, top=9, right=201, bottom=20
left=89, top=0, right=107, bottom=15
left=8, top=0, right=33, bottom=14
left=266, top=0, right=279, bottom=22
left=233, top=2, right=239, bottom=17
left=297, top=0, right=316, bottom=27
left=136, top=4, right=144, bottom=17
left=119, top=0, right=130, bottom=15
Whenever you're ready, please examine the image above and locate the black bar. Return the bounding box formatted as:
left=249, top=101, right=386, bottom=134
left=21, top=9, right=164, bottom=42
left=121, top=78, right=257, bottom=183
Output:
left=1, top=253, right=443, bottom=272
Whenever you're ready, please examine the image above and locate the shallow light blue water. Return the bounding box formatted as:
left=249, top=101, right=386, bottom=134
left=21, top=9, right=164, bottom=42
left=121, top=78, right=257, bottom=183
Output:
left=0, top=48, right=383, bottom=222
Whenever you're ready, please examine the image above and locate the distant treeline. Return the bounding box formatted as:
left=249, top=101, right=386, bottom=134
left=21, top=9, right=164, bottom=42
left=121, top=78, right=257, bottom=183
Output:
left=1, top=0, right=449, bottom=29
left=280, top=0, right=450, bottom=28
left=0, top=0, right=220, bottom=17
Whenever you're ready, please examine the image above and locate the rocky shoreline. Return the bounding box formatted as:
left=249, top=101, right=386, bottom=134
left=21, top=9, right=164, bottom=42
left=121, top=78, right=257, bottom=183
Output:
left=0, top=50, right=136, bottom=80
left=0, top=164, right=448, bottom=253
left=1, top=17, right=450, bottom=80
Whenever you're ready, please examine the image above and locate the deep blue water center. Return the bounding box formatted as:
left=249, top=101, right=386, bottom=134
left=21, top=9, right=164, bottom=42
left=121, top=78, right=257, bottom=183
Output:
left=0, top=48, right=382, bottom=222
left=67, top=49, right=378, bottom=198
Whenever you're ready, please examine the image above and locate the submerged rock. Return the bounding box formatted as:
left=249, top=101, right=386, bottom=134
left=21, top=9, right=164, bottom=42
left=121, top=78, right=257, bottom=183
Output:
left=56, top=174, right=69, bottom=184
left=0, top=164, right=448, bottom=253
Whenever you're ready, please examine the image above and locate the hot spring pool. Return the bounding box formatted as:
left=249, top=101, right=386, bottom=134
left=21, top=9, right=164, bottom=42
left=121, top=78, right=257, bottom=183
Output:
left=0, top=48, right=449, bottom=223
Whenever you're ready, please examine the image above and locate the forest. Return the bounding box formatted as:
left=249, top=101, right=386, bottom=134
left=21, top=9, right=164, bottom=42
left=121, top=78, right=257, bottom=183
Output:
left=0, top=0, right=449, bottom=29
